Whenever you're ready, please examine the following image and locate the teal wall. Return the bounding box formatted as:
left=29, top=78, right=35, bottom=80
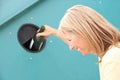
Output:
left=0, top=0, right=120, bottom=80
left=0, top=0, right=38, bottom=26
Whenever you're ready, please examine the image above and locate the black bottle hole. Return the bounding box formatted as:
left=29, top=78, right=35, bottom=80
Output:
left=17, top=23, right=46, bottom=53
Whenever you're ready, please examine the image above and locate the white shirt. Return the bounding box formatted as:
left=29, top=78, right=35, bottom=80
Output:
left=99, top=46, right=120, bottom=80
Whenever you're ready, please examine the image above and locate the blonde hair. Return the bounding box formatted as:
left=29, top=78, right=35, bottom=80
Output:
left=59, top=5, right=120, bottom=55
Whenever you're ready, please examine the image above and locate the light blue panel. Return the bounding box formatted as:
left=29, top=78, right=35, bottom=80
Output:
left=0, top=0, right=38, bottom=26
left=0, top=0, right=120, bottom=80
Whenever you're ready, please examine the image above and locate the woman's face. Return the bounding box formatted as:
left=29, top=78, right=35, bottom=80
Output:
left=64, top=31, right=91, bottom=56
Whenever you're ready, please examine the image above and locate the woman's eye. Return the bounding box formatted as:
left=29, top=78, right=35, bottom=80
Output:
left=68, top=39, right=71, bottom=41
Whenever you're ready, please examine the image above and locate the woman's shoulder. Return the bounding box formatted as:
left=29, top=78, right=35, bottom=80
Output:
left=102, top=45, right=120, bottom=63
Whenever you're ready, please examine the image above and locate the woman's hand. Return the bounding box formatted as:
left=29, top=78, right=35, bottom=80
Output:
left=36, top=25, right=57, bottom=39
left=36, top=25, right=68, bottom=44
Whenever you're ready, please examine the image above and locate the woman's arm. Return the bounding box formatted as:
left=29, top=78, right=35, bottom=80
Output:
left=36, top=25, right=68, bottom=44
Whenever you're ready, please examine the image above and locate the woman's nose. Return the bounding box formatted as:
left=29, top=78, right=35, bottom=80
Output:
left=69, top=45, right=75, bottom=50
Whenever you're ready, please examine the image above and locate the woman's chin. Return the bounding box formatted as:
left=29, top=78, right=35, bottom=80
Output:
left=81, top=52, right=88, bottom=56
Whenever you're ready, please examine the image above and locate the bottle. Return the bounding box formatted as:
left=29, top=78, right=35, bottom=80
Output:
left=29, top=26, right=45, bottom=51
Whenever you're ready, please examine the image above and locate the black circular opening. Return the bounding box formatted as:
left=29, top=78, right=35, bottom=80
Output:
left=17, top=23, right=46, bottom=53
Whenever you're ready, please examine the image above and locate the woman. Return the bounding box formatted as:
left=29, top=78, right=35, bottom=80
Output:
left=37, top=5, right=120, bottom=80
